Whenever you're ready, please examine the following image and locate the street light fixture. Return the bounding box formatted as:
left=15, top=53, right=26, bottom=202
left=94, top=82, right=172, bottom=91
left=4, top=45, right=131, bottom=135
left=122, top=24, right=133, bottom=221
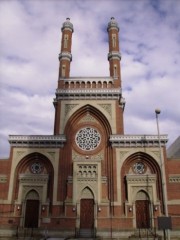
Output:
left=155, top=109, right=170, bottom=240
left=155, top=109, right=161, bottom=115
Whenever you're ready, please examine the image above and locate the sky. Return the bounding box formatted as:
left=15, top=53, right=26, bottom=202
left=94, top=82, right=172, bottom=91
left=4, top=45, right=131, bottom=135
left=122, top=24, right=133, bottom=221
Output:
left=0, top=0, right=180, bottom=158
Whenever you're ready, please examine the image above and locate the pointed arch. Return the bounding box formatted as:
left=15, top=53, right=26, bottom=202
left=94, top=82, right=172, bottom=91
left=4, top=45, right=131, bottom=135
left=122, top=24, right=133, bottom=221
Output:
left=135, top=189, right=150, bottom=201
left=24, top=189, right=40, bottom=228
left=25, top=189, right=39, bottom=200
left=81, top=186, right=94, bottom=200
left=13, top=152, right=54, bottom=207
left=58, top=104, right=114, bottom=203
left=64, top=104, right=112, bottom=136
left=121, top=151, right=163, bottom=209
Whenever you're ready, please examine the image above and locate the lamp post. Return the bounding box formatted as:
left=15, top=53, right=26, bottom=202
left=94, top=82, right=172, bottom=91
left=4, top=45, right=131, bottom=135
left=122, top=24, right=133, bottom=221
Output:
left=155, top=109, right=170, bottom=240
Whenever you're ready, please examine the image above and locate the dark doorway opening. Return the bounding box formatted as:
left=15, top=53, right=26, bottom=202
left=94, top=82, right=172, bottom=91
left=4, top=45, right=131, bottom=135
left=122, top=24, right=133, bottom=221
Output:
left=80, top=199, right=94, bottom=229
left=24, top=199, right=39, bottom=228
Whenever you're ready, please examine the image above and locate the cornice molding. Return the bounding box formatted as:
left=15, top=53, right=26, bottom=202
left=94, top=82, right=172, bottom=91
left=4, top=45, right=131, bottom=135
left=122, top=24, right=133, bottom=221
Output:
left=58, top=52, right=72, bottom=62
left=126, top=174, right=157, bottom=184
left=59, top=76, right=114, bottom=82
left=0, top=175, right=7, bottom=183
left=108, top=51, right=121, bottom=61
left=109, top=134, right=168, bottom=147
left=55, top=88, right=121, bottom=100
left=9, top=135, right=66, bottom=148
left=19, top=173, right=49, bottom=184
left=169, top=175, right=180, bottom=183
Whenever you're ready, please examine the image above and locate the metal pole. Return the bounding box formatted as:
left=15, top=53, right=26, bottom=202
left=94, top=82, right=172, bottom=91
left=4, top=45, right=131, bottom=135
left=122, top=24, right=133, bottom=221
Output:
left=155, top=109, right=170, bottom=240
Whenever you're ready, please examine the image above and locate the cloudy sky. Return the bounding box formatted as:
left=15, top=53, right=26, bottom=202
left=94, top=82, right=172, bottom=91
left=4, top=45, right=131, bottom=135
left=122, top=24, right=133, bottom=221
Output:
left=0, top=0, right=180, bottom=158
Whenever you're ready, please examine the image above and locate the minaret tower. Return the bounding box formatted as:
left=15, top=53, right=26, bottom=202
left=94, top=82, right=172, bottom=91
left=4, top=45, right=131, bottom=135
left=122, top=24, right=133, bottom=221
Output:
left=58, top=18, right=73, bottom=86
left=107, top=17, right=121, bottom=88
left=107, top=17, right=125, bottom=134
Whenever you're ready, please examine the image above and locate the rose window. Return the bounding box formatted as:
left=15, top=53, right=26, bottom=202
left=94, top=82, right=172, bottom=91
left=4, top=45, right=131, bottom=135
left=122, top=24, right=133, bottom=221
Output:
left=30, top=162, right=43, bottom=174
left=75, top=127, right=101, bottom=151
left=133, top=162, right=145, bottom=174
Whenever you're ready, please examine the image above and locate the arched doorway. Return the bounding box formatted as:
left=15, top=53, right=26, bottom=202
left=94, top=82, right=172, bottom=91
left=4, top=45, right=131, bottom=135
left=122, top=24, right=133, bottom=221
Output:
left=79, top=187, right=95, bottom=237
left=24, top=190, right=39, bottom=228
left=80, top=199, right=94, bottom=229
left=135, top=190, right=150, bottom=229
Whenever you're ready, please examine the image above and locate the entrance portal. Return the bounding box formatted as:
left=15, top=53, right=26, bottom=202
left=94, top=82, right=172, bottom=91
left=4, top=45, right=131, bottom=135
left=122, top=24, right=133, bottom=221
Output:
left=24, top=190, right=40, bottom=228
left=136, top=199, right=150, bottom=228
left=24, top=199, right=39, bottom=228
left=80, top=199, right=94, bottom=229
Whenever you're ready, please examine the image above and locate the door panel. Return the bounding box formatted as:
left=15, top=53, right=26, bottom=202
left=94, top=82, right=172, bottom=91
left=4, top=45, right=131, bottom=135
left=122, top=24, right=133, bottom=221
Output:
left=24, top=200, right=39, bottom=228
left=136, top=200, right=150, bottom=228
left=80, top=199, right=94, bottom=228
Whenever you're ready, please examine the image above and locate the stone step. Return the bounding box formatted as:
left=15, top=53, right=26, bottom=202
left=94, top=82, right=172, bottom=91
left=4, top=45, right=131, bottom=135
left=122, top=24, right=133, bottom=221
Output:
left=79, top=228, right=94, bottom=238
left=129, top=238, right=159, bottom=240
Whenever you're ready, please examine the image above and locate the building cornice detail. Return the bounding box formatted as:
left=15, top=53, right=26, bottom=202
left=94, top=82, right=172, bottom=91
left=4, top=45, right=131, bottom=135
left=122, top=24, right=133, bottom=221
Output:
left=109, top=134, right=168, bottom=147
left=55, top=88, right=121, bottom=100
left=169, top=175, right=180, bottom=183
left=58, top=52, right=72, bottom=62
left=0, top=175, right=7, bottom=183
left=9, top=135, right=66, bottom=148
left=72, top=150, right=103, bottom=162
left=61, top=18, right=74, bottom=32
left=19, top=174, right=49, bottom=184
left=126, top=174, right=157, bottom=184
left=59, top=76, right=114, bottom=82
left=108, top=51, right=121, bottom=61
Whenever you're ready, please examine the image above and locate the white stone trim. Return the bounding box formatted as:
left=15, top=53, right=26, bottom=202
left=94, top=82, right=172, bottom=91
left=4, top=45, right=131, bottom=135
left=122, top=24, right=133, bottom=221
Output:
left=59, top=76, right=114, bottom=82
left=73, top=160, right=101, bottom=205
left=55, top=88, right=121, bottom=100
left=126, top=174, right=158, bottom=204
left=58, top=52, right=72, bottom=62
left=0, top=175, right=7, bottom=183
left=109, top=134, right=168, bottom=147
left=59, top=100, right=117, bottom=135
left=6, top=148, right=59, bottom=205
left=8, top=135, right=66, bottom=148
left=169, top=175, right=180, bottom=183
left=18, top=173, right=49, bottom=203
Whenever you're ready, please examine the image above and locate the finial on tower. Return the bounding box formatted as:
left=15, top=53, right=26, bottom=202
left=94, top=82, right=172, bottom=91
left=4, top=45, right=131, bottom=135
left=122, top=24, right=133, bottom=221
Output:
left=61, top=17, right=74, bottom=32
left=107, top=17, right=119, bottom=32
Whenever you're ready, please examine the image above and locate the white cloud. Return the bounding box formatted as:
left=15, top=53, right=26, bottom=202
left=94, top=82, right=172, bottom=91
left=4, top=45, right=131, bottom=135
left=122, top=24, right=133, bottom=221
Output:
left=0, top=0, right=180, bottom=158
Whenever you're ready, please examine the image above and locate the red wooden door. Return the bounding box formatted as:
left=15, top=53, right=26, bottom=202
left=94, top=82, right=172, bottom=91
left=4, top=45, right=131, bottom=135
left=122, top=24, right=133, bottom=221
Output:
left=80, top=199, right=94, bottom=228
left=136, top=200, right=150, bottom=228
left=24, top=200, right=39, bottom=228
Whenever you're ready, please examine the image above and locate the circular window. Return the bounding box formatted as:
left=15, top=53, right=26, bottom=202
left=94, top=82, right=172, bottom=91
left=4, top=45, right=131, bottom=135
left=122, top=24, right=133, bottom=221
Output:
left=30, top=162, right=43, bottom=174
left=75, top=127, right=101, bottom=151
left=133, top=162, right=145, bottom=174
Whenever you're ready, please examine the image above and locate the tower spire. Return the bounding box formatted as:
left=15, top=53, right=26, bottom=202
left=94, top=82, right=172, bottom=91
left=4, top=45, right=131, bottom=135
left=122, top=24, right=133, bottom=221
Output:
left=58, top=18, right=73, bottom=82
left=107, top=17, right=121, bottom=87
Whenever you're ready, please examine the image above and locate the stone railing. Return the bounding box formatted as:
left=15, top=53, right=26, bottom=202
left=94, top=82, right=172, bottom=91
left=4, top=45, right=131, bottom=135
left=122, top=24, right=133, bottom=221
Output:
left=60, top=76, right=115, bottom=89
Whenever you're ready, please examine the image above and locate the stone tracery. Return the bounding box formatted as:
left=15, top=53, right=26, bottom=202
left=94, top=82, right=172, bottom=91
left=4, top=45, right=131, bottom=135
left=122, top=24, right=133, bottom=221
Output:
left=75, top=127, right=101, bottom=151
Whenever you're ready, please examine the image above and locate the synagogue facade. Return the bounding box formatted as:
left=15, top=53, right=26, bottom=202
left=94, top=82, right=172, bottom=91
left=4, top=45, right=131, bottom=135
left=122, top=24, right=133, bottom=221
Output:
left=0, top=18, right=179, bottom=239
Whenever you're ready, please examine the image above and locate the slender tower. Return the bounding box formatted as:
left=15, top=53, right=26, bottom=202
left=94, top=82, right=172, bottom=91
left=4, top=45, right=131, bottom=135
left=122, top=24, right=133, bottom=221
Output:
left=107, top=17, right=124, bottom=133
left=58, top=18, right=73, bottom=86
left=107, top=17, right=121, bottom=88
left=54, top=18, right=73, bottom=134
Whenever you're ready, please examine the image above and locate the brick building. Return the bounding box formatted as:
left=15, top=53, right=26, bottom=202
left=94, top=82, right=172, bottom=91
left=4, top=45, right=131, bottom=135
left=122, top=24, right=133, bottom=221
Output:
left=0, top=18, right=180, bottom=239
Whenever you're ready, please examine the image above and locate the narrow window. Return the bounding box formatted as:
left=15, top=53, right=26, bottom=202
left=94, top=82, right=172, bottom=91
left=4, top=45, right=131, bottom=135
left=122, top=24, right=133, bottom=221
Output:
left=112, top=34, right=116, bottom=48
left=114, top=65, right=117, bottom=77
left=62, top=65, right=66, bottom=77
left=64, top=34, right=68, bottom=48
